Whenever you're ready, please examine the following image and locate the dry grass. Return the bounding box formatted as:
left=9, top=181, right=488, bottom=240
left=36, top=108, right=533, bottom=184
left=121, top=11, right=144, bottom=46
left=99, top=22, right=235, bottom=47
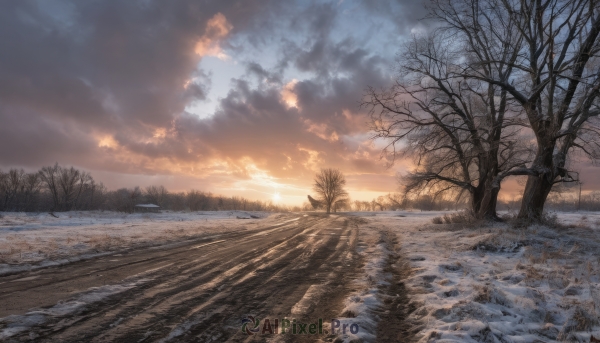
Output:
left=0, top=230, right=189, bottom=265
left=432, top=216, right=444, bottom=224
left=557, top=306, right=599, bottom=341
left=473, top=228, right=525, bottom=253
left=432, top=211, right=482, bottom=227
left=473, top=284, right=511, bottom=306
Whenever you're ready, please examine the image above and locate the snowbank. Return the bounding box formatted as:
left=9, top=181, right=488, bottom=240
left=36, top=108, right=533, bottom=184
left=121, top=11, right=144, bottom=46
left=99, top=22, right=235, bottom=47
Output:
left=360, top=211, right=600, bottom=343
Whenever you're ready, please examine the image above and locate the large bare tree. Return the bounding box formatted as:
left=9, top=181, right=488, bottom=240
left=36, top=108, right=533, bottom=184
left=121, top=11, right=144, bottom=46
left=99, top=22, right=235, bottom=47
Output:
left=39, top=163, right=93, bottom=211
left=425, top=0, right=600, bottom=220
left=145, top=185, right=169, bottom=207
left=312, top=168, right=349, bottom=214
left=364, top=31, right=531, bottom=219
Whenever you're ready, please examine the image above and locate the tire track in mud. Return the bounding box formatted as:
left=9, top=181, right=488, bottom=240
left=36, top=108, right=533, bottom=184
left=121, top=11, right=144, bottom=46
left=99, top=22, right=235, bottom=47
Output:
left=0, top=214, right=363, bottom=343
left=0, top=216, right=309, bottom=318
left=374, top=232, right=416, bottom=343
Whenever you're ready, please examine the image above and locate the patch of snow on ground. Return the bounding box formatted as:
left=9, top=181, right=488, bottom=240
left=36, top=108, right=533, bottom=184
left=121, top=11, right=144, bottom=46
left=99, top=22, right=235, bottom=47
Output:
left=333, top=216, right=409, bottom=342
left=355, top=210, right=600, bottom=343
left=0, top=277, right=151, bottom=340
left=0, top=211, right=276, bottom=275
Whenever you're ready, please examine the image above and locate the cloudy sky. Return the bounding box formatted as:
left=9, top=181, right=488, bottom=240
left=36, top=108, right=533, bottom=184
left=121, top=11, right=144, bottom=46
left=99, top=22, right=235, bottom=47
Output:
left=1, top=0, right=596, bottom=205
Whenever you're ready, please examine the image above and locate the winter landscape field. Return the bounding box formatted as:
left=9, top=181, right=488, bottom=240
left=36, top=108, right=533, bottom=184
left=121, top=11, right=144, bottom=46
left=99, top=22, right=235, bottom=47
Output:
left=1, top=210, right=599, bottom=342
left=5, top=0, right=600, bottom=342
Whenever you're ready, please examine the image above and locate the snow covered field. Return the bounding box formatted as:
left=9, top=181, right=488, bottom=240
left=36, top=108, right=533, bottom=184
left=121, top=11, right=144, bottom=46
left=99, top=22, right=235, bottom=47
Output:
left=344, top=210, right=600, bottom=343
left=0, top=211, right=275, bottom=276
left=2, top=209, right=600, bottom=342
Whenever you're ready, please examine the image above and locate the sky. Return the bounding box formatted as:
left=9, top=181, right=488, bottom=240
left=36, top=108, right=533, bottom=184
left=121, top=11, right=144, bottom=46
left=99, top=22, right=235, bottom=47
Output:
left=0, top=0, right=597, bottom=206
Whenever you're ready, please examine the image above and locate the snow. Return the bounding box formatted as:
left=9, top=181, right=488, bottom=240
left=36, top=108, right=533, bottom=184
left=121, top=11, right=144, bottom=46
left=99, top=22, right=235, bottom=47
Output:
left=345, top=210, right=600, bottom=343
left=0, top=211, right=275, bottom=276
left=0, top=277, right=151, bottom=340
left=3, top=209, right=600, bottom=342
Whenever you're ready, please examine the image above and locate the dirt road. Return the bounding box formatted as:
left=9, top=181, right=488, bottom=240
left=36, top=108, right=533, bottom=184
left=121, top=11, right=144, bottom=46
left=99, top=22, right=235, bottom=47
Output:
left=0, top=214, right=366, bottom=342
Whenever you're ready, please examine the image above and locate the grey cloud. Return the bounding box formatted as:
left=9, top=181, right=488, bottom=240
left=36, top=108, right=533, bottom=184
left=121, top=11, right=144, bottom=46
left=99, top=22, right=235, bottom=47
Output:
left=359, top=0, right=429, bottom=34
left=246, top=62, right=282, bottom=84
left=0, top=0, right=283, bottom=162
left=0, top=0, right=407, bottom=189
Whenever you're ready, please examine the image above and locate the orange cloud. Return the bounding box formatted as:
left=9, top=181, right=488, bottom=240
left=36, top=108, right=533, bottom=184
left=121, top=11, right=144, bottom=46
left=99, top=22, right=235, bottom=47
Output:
left=97, top=135, right=118, bottom=149
left=281, top=79, right=298, bottom=108
left=304, top=119, right=339, bottom=142
left=195, top=13, right=233, bottom=59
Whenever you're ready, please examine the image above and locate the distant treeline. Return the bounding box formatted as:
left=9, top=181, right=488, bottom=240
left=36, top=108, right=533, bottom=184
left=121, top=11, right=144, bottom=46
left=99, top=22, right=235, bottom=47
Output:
left=300, top=194, right=471, bottom=212
left=497, top=192, right=600, bottom=212
left=0, top=164, right=294, bottom=213
left=3, top=164, right=596, bottom=213
left=351, top=192, right=600, bottom=213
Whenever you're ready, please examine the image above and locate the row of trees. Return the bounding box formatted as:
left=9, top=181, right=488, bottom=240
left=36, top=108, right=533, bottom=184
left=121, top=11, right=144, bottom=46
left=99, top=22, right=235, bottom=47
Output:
left=307, top=169, right=471, bottom=213
left=366, top=0, right=600, bottom=221
left=347, top=193, right=469, bottom=212
left=346, top=191, right=600, bottom=212
left=0, top=166, right=102, bottom=212
left=0, top=164, right=292, bottom=213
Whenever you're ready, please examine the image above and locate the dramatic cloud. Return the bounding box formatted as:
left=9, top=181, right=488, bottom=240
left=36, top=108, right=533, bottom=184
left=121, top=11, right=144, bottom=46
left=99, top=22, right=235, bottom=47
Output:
left=5, top=0, right=591, bottom=205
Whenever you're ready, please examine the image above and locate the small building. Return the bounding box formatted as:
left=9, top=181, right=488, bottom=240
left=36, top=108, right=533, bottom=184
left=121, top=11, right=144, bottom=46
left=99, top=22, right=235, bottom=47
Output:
left=134, top=204, right=161, bottom=213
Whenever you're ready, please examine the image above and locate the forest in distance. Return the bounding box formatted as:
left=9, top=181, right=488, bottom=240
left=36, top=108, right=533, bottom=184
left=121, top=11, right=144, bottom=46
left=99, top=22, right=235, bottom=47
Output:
left=1, top=163, right=599, bottom=213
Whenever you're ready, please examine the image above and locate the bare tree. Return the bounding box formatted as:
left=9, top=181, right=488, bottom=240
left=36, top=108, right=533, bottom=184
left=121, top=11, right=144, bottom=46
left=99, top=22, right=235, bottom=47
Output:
left=386, top=193, right=406, bottom=210
left=373, top=196, right=386, bottom=211
left=39, top=164, right=60, bottom=211
left=364, top=30, right=531, bottom=219
left=0, top=169, right=25, bottom=211
left=39, top=164, right=93, bottom=211
left=307, top=195, right=323, bottom=210
left=312, top=168, right=349, bottom=214
left=145, top=185, right=169, bottom=207
left=425, top=0, right=600, bottom=220
left=187, top=190, right=210, bottom=211
left=111, top=187, right=143, bottom=213
left=17, top=172, right=42, bottom=211
left=57, top=166, right=92, bottom=211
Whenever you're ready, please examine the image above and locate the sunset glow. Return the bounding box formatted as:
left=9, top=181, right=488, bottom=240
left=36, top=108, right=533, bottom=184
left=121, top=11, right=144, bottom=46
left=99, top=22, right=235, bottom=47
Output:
left=0, top=0, right=597, bottom=207
left=272, top=192, right=282, bottom=202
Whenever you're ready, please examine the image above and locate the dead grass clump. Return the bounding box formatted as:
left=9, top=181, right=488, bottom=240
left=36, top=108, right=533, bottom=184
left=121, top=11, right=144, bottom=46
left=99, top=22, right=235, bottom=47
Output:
left=547, top=271, right=570, bottom=290
left=432, top=216, right=444, bottom=224
left=473, top=285, right=511, bottom=307
left=432, top=211, right=481, bottom=226
left=474, top=230, right=525, bottom=253
left=507, top=211, right=567, bottom=230
left=443, top=210, right=478, bottom=224
left=541, top=212, right=560, bottom=227
left=557, top=306, right=598, bottom=341
left=523, top=266, right=545, bottom=287
left=341, top=310, right=357, bottom=318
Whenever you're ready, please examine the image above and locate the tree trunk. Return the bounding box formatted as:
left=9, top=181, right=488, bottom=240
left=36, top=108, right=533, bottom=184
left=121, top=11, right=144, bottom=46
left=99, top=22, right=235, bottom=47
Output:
left=518, top=141, right=556, bottom=221
left=477, top=187, right=500, bottom=220
left=472, top=185, right=500, bottom=220
left=518, top=174, right=553, bottom=221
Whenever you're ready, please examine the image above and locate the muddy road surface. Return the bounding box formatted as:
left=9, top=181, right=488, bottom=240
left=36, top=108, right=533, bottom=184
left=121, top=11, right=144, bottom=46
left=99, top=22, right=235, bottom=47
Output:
left=0, top=214, right=367, bottom=342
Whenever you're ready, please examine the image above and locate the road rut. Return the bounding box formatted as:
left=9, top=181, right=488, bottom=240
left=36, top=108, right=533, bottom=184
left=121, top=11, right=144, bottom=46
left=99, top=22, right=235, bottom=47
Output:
left=0, top=214, right=363, bottom=342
